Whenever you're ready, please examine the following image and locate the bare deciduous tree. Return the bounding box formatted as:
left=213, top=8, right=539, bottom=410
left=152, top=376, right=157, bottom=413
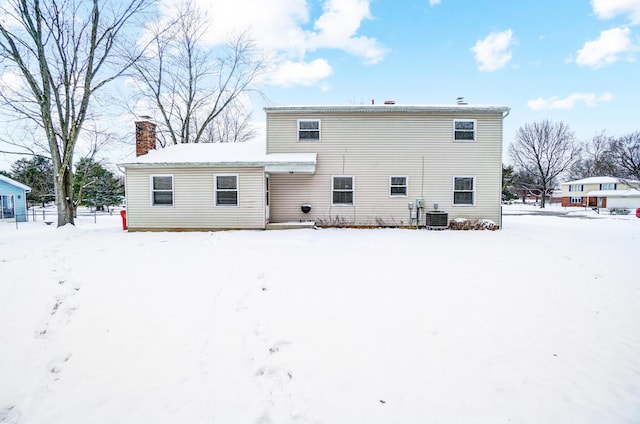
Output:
left=569, top=132, right=616, bottom=180
left=512, top=168, right=555, bottom=204
left=610, top=131, right=640, bottom=181
left=509, top=120, right=580, bottom=208
left=203, top=102, right=256, bottom=143
left=0, top=0, right=149, bottom=226
left=128, top=2, right=264, bottom=146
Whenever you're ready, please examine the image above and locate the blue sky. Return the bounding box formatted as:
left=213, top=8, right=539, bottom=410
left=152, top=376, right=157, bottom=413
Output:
left=1, top=0, right=639, bottom=171
left=249, top=0, right=639, bottom=149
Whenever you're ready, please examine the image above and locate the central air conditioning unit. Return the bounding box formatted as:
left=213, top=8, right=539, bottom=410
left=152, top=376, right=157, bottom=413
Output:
left=425, top=211, right=448, bottom=230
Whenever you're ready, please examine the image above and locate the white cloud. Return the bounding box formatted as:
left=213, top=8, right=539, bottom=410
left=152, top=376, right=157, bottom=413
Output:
left=527, top=92, right=614, bottom=111
left=151, top=0, right=386, bottom=87
left=308, top=0, right=387, bottom=64
left=267, top=59, right=333, bottom=87
left=189, top=0, right=310, bottom=53
left=592, top=0, right=640, bottom=24
left=429, top=0, right=441, bottom=6
left=576, top=27, right=632, bottom=68
left=471, top=29, right=514, bottom=72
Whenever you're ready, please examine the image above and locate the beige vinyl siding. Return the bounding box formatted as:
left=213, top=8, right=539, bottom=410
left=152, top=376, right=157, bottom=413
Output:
left=267, top=111, right=504, bottom=226
left=125, top=167, right=264, bottom=230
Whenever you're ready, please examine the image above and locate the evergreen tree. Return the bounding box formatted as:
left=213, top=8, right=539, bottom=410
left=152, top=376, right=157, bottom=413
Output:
left=74, top=158, right=124, bottom=211
left=10, top=157, right=55, bottom=207
left=502, top=165, right=518, bottom=200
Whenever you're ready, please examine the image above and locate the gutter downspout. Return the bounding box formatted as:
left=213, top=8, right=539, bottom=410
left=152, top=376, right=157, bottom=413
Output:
left=500, top=108, right=511, bottom=230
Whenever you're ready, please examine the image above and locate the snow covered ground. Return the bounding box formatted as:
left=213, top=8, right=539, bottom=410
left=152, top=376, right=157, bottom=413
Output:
left=1, top=204, right=639, bottom=424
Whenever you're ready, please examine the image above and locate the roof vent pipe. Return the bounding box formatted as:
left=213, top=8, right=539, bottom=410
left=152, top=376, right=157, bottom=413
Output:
left=384, top=100, right=395, bottom=105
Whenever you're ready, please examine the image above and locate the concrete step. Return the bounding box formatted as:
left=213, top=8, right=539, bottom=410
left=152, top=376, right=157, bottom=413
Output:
left=266, top=221, right=316, bottom=230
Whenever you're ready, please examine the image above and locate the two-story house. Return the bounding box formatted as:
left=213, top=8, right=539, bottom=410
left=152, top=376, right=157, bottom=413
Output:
left=119, top=103, right=510, bottom=231
left=561, top=176, right=640, bottom=209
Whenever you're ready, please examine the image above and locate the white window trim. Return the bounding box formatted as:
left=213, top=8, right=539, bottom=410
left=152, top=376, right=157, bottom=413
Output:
left=570, top=196, right=583, bottom=204
left=331, top=175, right=355, bottom=206
left=214, top=173, right=239, bottom=207
left=569, top=184, right=584, bottom=192
left=389, top=175, right=408, bottom=197
left=150, top=174, right=174, bottom=207
left=453, top=119, right=476, bottom=142
left=452, top=176, right=475, bottom=206
left=298, top=119, right=321, bottom=142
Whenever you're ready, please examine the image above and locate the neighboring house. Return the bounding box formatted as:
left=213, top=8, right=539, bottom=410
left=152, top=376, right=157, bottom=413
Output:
left=549, top=188, right=563, bottom=204
left=0, top=175, right=31, bottom=222
left=560, top=176, right=640, bottom=209
left=120, top=103, right=510, bottom=231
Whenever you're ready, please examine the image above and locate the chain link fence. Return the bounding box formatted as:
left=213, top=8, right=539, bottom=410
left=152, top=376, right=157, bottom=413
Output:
left=2, top=207, right=122, bottom=229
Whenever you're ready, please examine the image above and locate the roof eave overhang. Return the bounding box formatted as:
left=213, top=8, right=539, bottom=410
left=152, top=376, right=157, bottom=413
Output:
left=120, top=160, right=316, bottom=174
left=265, top=162, right=316, bottom=174
left=120, top=161, right=267, bottom=169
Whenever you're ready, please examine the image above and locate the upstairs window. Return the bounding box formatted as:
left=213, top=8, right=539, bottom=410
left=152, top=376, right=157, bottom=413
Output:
left=454, top=119, right=476, bottom=141
left=389, top=176, right=408, bottom=197
left=453, top=176, right=475, bottom=205
left=151, top=175, right=173, bottom=206
left=600, top=183, right=616, bottom=190
left=215, top=174, right=239, bottom=206
left=298, top=119, right=320, bottom=141
left=332, top=176, right=354, bottom=205
left=569, top=184, right=584, bottom=192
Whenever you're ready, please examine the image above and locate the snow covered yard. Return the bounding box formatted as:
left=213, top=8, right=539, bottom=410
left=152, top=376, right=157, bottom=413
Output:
left=1, top=206, right=639, bottom=424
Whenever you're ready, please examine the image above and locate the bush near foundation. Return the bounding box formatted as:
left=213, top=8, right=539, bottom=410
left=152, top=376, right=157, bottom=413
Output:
left=448, top=218, right=499, bottom=231
left=474, top=219, right=499, bottom=230
left=448, top=218, right=473, bottom=230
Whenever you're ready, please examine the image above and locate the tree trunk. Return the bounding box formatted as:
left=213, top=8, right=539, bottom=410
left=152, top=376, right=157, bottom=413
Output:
left=55, top=165, right=75, bottom=227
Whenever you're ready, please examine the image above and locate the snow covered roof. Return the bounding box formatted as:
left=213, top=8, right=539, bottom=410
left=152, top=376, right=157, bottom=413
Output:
left=118, top=141, right=317, bottom=174
left=264, top=104, right=510, bottom=114
left=585, top=189, right=640, bottom=198
left=0, top=174, right=31, bottom=192
left=562, top=176, right=640, bottom=185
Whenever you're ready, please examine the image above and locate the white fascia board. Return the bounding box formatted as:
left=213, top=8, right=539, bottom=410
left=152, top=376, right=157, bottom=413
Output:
left=264, top=105, right=510, bottom=114
left=265, top=162, right=316, bottom=174
left=120, top=161, right=267, bottom=169
left=120, top=154, right=317, bottom=174
left=0, top=174, right=31, bottom=191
